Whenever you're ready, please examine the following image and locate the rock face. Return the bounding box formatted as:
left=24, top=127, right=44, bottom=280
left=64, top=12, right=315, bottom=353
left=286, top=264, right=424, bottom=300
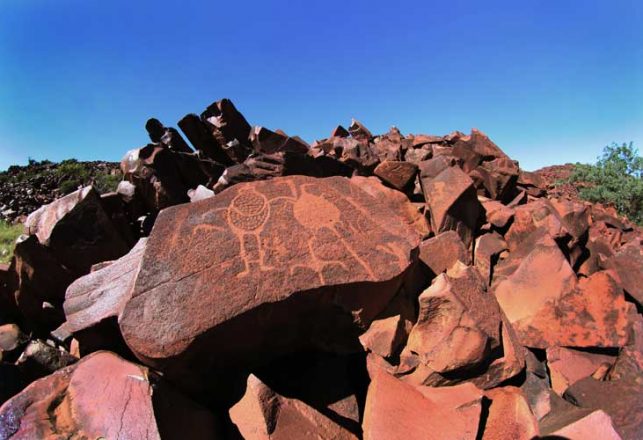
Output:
left=0, top=351, right=220, bottom=440
left=363, top=368, right=481, bottom=440
left=230, top=374, right=358, bottom=440
left=119, top=175, right=421, bottom=371
left=399, top=264, right=523, bottom=388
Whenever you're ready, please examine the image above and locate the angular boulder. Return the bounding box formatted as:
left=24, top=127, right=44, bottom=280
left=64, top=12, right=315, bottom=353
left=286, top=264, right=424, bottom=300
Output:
left=119, top=176, right=421, bottom=374
left=374, top=160, right=417, bottom=190
left=63, top=238, right=147, bottom=355
left=229, top=374, right=358, bottom=440
left=363, top=368, right=481, bottom=440
left=418, top=230, right=471, bottom=277
left=420, top=165, right=481, bottom=247
left=547, top=346, right=617, bottom=395
left=399, top=264, right=523, bottom=388
left=0, top=351, right=220, bottom=439
left=24, top=186, right=129, bottom=275
left=481, top=387, right=539, bottom=440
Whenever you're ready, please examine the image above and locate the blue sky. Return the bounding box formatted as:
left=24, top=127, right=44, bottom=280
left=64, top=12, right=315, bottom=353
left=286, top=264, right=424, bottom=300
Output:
left=1, top=0, right=641, bottom=171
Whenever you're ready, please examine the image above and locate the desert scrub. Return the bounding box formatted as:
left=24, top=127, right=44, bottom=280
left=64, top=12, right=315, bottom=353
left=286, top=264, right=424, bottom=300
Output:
left=0, top=221, right=23, bottom=264
left=568, top=142, right=642, bottom=224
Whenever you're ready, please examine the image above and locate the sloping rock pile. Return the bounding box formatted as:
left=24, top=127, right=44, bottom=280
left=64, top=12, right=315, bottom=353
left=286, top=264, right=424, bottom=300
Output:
left=0, top=160, right=120, bottom=223
left=0, top=98, right=641, bottom=439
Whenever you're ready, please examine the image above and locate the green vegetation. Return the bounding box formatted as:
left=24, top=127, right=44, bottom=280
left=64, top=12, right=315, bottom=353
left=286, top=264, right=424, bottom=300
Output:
left=569, top=142, right=643, bottom=224
left=54, top=159, right=121, bottom=195
left=0, top=221, right=23, bottom=264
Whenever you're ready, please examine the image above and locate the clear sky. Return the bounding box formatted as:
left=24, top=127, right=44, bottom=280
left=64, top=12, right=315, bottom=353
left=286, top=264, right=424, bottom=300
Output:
left=1, top=0, right=641, bottom=171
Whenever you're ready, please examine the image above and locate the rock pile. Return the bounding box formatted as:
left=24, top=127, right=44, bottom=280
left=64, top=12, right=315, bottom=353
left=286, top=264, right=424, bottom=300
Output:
left=0, top=160, right=120, bottom=223
left=0, top=98, right=641, bottom=439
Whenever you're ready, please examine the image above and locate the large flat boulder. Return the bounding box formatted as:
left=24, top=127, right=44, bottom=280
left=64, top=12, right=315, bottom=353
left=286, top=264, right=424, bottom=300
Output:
left=119, top=176, right=421, bottom=373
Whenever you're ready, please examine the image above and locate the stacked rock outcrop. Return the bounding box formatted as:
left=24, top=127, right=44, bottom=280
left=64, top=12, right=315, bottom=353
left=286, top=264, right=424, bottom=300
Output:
left=0, top=98, right=641, bottom=439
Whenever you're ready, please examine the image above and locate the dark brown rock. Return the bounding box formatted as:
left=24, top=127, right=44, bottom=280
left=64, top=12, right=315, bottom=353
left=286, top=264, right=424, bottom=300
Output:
left=250, top=126, right=310, bottom=155
left=145, top=118, right=193, bottom=153
left=374, top=160, right=417, bottom=190
left=474, top=232, right=507, bottom=286
left=24, top=186, right=129, bottom=275
left=178, top=113, right=234, bottom=165
left=119, top=176, right=421, bottom=385
left=564, top=375, right=643, bottom=440
left=201, top=98, right=253, bottom=163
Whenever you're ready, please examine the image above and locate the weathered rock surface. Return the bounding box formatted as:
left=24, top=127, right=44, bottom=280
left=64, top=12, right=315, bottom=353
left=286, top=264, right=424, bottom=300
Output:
left=119, top=175, right=421, bottom=372
left=482, top=386, right=539, bottom=440
left=0, top=351, right=220, bottom=439
left=399, top=264, right=523, bottom=388
left=230, top=374, right=358, bottom=440
left=363, top=368, right=481, bottom=440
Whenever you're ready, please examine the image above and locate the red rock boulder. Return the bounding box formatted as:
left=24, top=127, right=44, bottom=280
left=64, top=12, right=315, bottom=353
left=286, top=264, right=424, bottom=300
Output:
left=119, top=176, right=422, bottom=381
left=0, top=351, right=220, bottom=439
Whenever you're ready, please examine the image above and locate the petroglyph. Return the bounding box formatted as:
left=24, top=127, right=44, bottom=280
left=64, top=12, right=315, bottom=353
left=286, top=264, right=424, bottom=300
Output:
left=120, top=176, right=421, bottom=359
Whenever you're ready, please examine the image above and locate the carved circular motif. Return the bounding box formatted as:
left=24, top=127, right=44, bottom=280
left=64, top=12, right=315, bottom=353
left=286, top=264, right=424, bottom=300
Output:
left=228, top=190, right=269, bottom=231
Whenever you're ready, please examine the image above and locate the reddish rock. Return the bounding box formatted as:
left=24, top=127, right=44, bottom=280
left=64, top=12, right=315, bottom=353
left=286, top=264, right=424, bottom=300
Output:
left=551, top=410, right=622, bottom=440
left=450, top=129, right=509, bottom=172
left=400, top=264, right=523, bottom=388
left=564, top=376, right=643, bottom=440
left=504, top=199, right=568, bottom=251
left=421, top=165, right=481, bottom=247
left=547, top=346, right=617, bottom=395
left=363, top=369, right=480, bottom=440
left=119, top=176, right=421, bottom=376
left=359, top=289, right=415, bottom=359
left=474, top=232, right=507, bottom=286
left=0, top=351, right=220, bottom=440
left=603, top=239, right=643, bottom=307
left=374, top=160, right=417, bottom=190
left=404, top=146, right=432, bottom=164
left=482, top=387, right=539, bottom=440
left=493, top=239, right=577, bottom=346
left=418, top=230, right=471, bottom=277
left=480, top=198, right=514, bottom=228
left=503, top=270, right=633, bottom=349
left=348, top=119, right=373, bottom=144
left=0, top=324, right=27, bottom=359
left=230, top=374, right=358, bottom=440
left=24, top=186, right=129, bottom=275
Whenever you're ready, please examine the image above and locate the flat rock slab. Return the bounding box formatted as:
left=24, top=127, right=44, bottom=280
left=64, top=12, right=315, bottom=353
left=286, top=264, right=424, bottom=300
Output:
left=64, top=238, right=147, bottom=334
left=120, top=176, right=421, bottom=368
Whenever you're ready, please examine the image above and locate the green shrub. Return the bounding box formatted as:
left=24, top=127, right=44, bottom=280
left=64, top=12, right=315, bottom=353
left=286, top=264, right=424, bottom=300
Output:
left=93, top=173, right=122, bottom=194
left=0, top=221, right=23, bottom=264
left=569, top=142, right=643, bottom=224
